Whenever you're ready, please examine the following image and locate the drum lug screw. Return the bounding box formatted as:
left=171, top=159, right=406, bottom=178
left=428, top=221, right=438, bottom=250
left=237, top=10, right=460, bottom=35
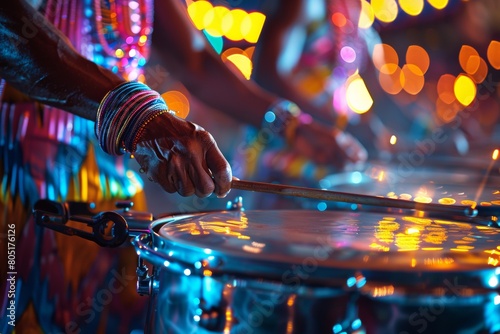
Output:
left=136, top=257, right=157, bottom=296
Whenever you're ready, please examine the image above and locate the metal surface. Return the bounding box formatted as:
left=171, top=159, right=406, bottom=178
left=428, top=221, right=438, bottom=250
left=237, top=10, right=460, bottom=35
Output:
left=133, top=209, right=500, bottom=333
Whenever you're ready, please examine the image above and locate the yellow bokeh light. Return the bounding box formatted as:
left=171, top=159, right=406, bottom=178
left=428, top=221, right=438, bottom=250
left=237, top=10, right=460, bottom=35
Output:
left=390, top=135, right=397, bottom=145
left=221, top=47, right=247, bottom=62
left=427, top=0, right=449, bottom=10
left=346, top=74, right=373, bottom=114
left=493, top=149, right=499, bottom=160
left=221, top=9, right=247, bottom=41
left=187, top=0, right=213, bottom=30
left=406, top=45, right=430, bottom=74
left=115, top=49, right=124, bottom=58
left=487, top=40, right=500, bottom=69
left=371, top=0, right=398, bottom=23
left=161, top=90, right=190, bottom=119
left=226, top=53, right=253, bottom=79
left=399, top=0, right=424, bottom=16
left=204, top=6, right=230, bottom=37
left=454, top=74, right=476, bottom=106
left=241, top=12, right=266, bottom=43
left=359, top=0, right=375, bottom=29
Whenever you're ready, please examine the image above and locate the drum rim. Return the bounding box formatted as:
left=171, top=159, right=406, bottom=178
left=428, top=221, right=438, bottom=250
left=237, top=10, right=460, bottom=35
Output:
left=132, top=209, right=500, bottom=293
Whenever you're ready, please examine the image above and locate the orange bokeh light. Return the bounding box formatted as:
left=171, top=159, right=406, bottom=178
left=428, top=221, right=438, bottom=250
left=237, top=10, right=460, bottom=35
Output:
left=437, top=74, right=456, bottom=104
left=487, top=40, right=500, bottom=69
left=379, top=66, right=403, bottom=95
left=401, top=64, right=425, bottom=95
left=406, top=45, right=430, bottom=74
left=373, top=43, right=399, bottom=73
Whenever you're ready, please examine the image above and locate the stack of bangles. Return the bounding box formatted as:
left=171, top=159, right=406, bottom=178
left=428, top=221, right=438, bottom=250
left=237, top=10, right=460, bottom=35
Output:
left=260, top=99, right=309, bottom=145
left=95, top=81, right=175, bottom=155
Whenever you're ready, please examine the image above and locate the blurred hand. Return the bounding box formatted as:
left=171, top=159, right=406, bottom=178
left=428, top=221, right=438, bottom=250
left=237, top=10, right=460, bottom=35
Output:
left=133, top=113, right=232, bottom=198
left=291, top=118, right=368, bottom=169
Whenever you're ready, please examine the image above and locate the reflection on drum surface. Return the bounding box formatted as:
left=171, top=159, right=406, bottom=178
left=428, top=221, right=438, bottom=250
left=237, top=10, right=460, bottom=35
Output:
left=136, top=209, right=500, bottom=334
left=318, top=159, right=500, bottom=210
left=159, top=210, right=500, bottom=271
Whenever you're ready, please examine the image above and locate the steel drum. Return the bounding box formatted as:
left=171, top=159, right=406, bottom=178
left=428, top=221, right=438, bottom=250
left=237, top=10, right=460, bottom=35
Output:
left=133, top=206, right=500, bottom=334
left=313, top=159, right=500, bottom=213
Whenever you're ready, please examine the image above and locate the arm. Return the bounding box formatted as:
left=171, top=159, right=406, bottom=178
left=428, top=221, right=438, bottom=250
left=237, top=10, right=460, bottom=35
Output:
left=0, top=0, right=232, bottom=197
left=0, top=0, right=123, bottom=120
left=152, top=0, right=367, bottom=169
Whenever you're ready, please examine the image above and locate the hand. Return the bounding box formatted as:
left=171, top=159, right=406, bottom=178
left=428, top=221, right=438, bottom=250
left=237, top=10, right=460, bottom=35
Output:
left=291, top=118, right=368, bottom=169
left=133, top=113, right=232, bottom=198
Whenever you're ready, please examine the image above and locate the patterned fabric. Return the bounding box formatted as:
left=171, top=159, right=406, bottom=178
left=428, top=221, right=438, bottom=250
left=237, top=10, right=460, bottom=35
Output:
left=0, top=0, right=153, bottom=332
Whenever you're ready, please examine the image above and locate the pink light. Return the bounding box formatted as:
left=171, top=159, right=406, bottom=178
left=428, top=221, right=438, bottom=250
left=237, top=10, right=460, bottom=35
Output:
left=340, top=46, right=356, bottom=63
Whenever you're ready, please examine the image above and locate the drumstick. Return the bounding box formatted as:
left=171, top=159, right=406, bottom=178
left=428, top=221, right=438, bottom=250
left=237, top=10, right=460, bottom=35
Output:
left=231, top=179, right=499, bottom=219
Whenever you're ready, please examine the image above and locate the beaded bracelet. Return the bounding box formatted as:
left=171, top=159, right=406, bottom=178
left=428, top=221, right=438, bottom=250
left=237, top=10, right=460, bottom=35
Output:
left=95, top=81, right=175, bottom=155
left=261, top=99, right=302, bottom=145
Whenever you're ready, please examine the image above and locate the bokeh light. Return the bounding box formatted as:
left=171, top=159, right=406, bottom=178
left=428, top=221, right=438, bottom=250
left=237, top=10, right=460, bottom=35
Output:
left=332, top=12, right=347, bottom=27
left=427, top=0, right=449, bottom=10
left=226, top=53, right=253, bottom=79
left=203, top=30, right=223, bottom=54
left=340, top=46, right=357, bottom=63
left=161, top=90, right=190, bottom=119
left=204, top=6, right=229, bottom=37
left=406, top=45, right=430, bottom=74
left=371, top=0, right=399, bottom=23
left=401, top=64, right=425, bottom=95
left=435, top=98, right=460, bottom=123
left=187, top=0, right=213, bottom=30
left=221, top=8, right=246, bottom=41
left=379, top=66, right=403, bottom=95
left=346, top=74, right=373, bottom=114
left=437, top=74, right=456, bottom=104
left=454, top=74, right=476, bottom=106
left=241, top=12, right=266, bottom=43
left=470, top=57, right=488, bottom=84
left=399, top=0, right=424, bottom=16
left=358, top=0, right=375, bottom=28
left=373, top=43, right=399, bottom=74
left=458, top=45, right=479, bottom=73
left=487, top=40, right=500, bottom=69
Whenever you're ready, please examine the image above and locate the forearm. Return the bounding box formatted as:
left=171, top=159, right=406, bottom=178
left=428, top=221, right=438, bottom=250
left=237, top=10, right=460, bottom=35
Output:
left=0, top=0, right=124, bottom=120
left=152, top=0, right=276, bottom=128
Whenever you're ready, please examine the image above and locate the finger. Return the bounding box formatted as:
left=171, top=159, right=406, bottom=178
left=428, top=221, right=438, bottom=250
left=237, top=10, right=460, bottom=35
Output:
left=189, top=160, right=215, bottom=198
left=205, top=142, right=232, bottom=198
left=172, top=161, right=196, bottom=197
left=152, top=166, right=177, bottom=194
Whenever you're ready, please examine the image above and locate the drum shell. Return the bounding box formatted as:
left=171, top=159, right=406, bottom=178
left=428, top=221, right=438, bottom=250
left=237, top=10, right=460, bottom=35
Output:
left=144, top=267, right=353, bottom=334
